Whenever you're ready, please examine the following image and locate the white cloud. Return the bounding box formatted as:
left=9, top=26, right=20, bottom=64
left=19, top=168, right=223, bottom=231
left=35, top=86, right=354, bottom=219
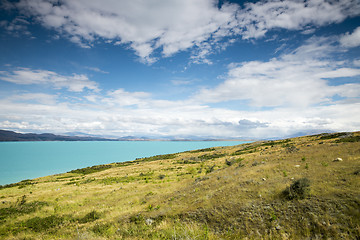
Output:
left=13, top=0, right=359, bottom=63
left=16, top=0, right=238, bottom=63
left=193, top=37, right=360, bottom=107
left=236, top=0, right=359, bottom=39
left=0, top=67, right=99, bottom=92
left=104, top=89, right=151, bottom=107
left=340, top=26, right=360, bottom=48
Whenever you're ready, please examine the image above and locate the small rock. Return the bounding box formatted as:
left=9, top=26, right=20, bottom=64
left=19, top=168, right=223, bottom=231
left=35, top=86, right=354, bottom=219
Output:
left=333, top=158, right=343, bottom=162
left=295, top=165, right=300, bottom=168
left=145, top=218, right=154, bottom=226
left=262, top=178, right=266, bottom=181
left=276, top=225, right=282, bottom=230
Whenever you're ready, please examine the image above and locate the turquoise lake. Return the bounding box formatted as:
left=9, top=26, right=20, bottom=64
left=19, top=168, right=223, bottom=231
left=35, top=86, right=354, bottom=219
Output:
left=0, top=141, right=250, bottom=185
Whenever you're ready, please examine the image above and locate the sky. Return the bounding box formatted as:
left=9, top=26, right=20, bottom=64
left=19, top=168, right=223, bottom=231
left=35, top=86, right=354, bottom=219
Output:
left=0, top=0, right=359, bottom=139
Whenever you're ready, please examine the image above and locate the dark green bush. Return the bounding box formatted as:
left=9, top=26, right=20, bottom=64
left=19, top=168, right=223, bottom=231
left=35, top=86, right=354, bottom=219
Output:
left=225, top=159, right=234, bottom=166
left=283, top=178, right=310, bottom=200
left=189, top=148, right=216, bottom=153
left=78, top=210, right=102, bottom=223
left=92, top=222, right=114, bottom=235
left=129, top=214, right=144, bottom=224
left=319, top=132, right=348, bottom=140
left=335, top=135, right=360, bottom=143
left=68, top=164, right=112, bottom=175
left=200, top=153, right=226, bottom=160
left=0, top=179, right=37, bottom=190
left=205, top=165, right=216, bottom=174
left=0, top=200, right=48, bottom=221
left=23, top=215, right=64, bottom=232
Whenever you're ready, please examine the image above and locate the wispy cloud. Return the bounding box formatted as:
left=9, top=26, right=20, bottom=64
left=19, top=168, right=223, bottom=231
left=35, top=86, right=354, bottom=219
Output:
left=235, top=0, right=359, bottom=40
left=193, top=37, right=360, bottom=107
left=0, top=67, right=99, bottom=92
left=9, top=93, right=58, bottom=105
left=85, top=67, right=109, bottom=74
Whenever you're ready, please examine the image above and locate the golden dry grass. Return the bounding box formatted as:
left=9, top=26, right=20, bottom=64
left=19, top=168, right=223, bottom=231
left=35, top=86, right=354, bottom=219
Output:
left=0, top=132, right=359, bottom=239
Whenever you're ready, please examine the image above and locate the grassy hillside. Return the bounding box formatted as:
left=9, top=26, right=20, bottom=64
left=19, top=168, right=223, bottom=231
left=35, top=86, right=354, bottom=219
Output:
left=1, top=132, right=359, bottom=239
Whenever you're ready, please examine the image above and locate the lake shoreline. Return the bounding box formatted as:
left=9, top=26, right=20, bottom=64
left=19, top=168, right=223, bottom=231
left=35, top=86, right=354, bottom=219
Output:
left=0, top=140, right=252, bottom=185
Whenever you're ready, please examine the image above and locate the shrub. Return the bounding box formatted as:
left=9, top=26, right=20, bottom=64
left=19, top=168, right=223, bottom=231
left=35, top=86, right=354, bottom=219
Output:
left=78, top=210, right=101, bottom=223
left=205, top=165, right=216, bottom=174
left=225, top=158, right=244, bottom=167
left=283, top=178, right=310, bottom=200
left=335, top=135, right=360, bottom=143
left=69, top=164, right=112, bottom=175
left=130, top=214, right=144, bottom=224
left=23, top=215, right=64, bottom=232
left=92, top=222, right=115, bottom=236
left=0, top=200, right=48, bottom=221
left=285, top=145, right=299, bottom=153
left=225, top=159, right=233, bottom=166
left=0, top=179, right=37, bottom=190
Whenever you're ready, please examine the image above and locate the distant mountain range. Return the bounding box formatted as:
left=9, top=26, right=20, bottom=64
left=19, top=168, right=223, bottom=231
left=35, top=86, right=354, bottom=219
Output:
left=0, top=130, right=118, bottom=142
left=0, top=129, right=254, bottom=142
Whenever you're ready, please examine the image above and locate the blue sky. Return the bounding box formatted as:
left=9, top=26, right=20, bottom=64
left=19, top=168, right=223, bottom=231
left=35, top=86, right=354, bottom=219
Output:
left=0, top=0, right=359, bottom=139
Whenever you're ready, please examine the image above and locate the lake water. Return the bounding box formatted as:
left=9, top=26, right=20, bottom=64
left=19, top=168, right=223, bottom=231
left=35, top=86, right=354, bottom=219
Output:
left=0, top=141, right=250, bottom=185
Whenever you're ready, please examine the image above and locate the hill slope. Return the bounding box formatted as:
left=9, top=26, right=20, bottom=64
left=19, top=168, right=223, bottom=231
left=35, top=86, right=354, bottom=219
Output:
left=0, top=132, right=359, bottom=239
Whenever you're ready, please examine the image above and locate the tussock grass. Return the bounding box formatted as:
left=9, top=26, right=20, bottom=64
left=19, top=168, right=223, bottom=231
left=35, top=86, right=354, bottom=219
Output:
left=1, top=131, right=360, bottom=239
